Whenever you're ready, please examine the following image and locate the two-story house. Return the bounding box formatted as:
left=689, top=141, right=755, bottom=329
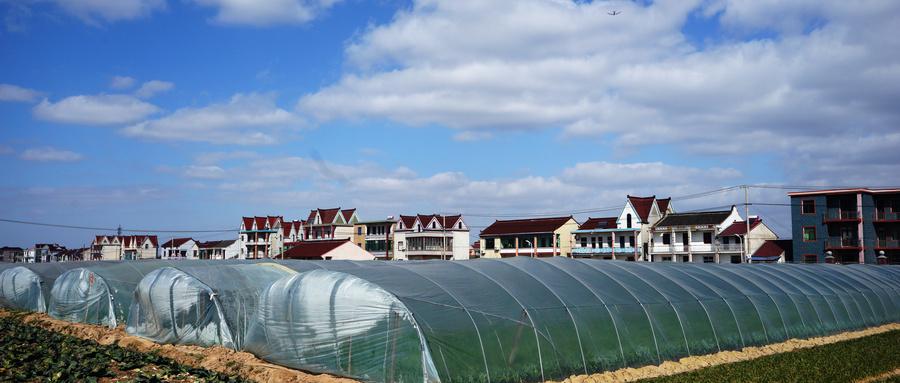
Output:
left=91, top=235, right=158, bottom=260
left=716, top=216, right=778, bottom=263
left=356, top=218, right=397, bottom=260
left=480, top=216, right=579, bottom=258
left=160, top=238, right=199, bottom=258
left=198, top=239, right=240, bottom=260
left=394, top=214, right=469, bottom=260
left=789, top=188, right=900, bottom=264
left=571, top=195, right=673, bottom=261
left=649, top=206, right=743, bottom=263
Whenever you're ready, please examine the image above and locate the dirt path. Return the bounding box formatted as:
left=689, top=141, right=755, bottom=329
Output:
left=550, top=323, right=900, bottom=383
left=0, top=310, right=357, bottom=383
left=854, top=368, right=900, bottom=383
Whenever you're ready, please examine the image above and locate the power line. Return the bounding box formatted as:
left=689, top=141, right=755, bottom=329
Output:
left=0, top=218, right=236, bottom=233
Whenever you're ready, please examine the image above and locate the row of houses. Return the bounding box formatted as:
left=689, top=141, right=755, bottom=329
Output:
left=11, top=187, right=897, bottom=265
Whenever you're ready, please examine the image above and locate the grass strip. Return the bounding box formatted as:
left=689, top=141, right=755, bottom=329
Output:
left=0, top=311, right=250, bottom=383
left=639, top=329, right=900, bottom=383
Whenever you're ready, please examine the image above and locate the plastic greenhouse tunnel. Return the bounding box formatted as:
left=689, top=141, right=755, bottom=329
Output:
left=48, top=259, right=238, bottom=327
left=0, top=262, right=103, bottom=313
left=126, top=262, right=313, bottom=350
left=239, top=258, right=900, bottom=383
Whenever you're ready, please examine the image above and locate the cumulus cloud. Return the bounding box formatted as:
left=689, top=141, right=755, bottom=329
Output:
left=134, top=80, right=174, bottom=98
left=110, top=76, right=136, bottom=89
left=20, top=147, right=84, bottom=162
left=33, top=94, right=160, bottom=125
left=192, top=0, right=343, bottom=26
left=0, top=84, right=41, bottom=102
left=121, top=93, right=301, bottom=144
left=298, top=0, right=900, bottom=186
left=51, top=0, right=166, bottom=24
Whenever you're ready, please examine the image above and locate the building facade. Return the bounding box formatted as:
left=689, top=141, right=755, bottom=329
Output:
left=91, top=235, right=159, bottom=260
left=161, top=238, right=199, bottom=259
left=572, top=217, right=641, bottom=260
left=789, top=188, right=900, bottom=264
left=357, top=219, right=397, bottom=260
left=0, top=247, right=24, bottom=263
left=198, top=240, right=240, bottom=260
left=394, top=214, right=469, bottom=260
left=239, top=216, right=284, bottom=259
left=649, top=206, right=743, bottom=263
left=303, top=208, right=358, bottom=241
left=480, top=216, right=579, bottom=258
left=717, top=217, right=779, bottom=263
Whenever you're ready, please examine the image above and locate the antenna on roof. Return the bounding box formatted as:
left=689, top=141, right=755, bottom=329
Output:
left=117, top=225, right=122, bottom=236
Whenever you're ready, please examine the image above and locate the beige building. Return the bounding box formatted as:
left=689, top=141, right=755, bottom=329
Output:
left=91, top=235, right=158, bottom=260
left=479, top=216, right=579, bottom=258
left=303, top=208, right=358, bottom=241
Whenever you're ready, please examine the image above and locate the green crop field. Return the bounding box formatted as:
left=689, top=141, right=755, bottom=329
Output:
left=0, top=312, right=249, bottom=383
left=639, top=329, right=900, bottom=383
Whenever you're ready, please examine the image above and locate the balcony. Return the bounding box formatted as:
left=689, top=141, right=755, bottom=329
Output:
left=875, top=239, right=900, bottom=250
left=573, top=247, right=624, bottom=255
left=824, top=209, right=862, bottom=223
left=874, top=211, right=900, bottom=222
left=650, top=243, right=716, bottom=254
left=718, top=243, right=743, bottom=252
left=826, top=237, right=862, bottom=250
left=499, top=247, right=560, bottom=256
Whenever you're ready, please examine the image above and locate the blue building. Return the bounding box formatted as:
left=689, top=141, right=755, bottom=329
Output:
left=789, top=188, right=900, bottom=264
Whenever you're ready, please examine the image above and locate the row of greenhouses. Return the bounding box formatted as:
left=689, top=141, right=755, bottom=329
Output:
left=1, top=259, right=899, bottom=383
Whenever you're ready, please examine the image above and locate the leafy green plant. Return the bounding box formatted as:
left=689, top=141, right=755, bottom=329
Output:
left=640, top=330, right=900, bottom=383
left=0, top=312, right=250, bottom=382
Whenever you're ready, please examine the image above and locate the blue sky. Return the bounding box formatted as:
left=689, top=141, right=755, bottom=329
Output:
left=1, top=0, right=899, bottom=247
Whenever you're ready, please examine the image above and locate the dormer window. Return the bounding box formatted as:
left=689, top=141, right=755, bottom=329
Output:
left=432, top=222, right=436, bottom=229
left=627, top=214, right=633, bottom=228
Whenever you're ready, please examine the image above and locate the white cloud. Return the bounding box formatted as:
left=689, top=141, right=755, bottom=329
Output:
left=33, top=94, right=160, bottom=125
left=20, top=147, right=84, bottom=162
left=110, top=76, right=136, bottom=89
left=184, top=165, right=227, bottom=179
left=51, top=0, right=166, bottom=24
left=134, top=80, right=174, bottom=98
left=298, top=0, right=900, bottom=186
left=452, top=131, right=492, bottom=142
left=121, top=93, right=301, bottom=144
left=192, top=0, right=343, bottom=26
left=0, top=84, right=41, bottom=102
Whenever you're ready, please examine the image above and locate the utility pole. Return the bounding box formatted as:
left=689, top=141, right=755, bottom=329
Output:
left=441, top=214, right=446, bottom=261
left=744, top=185, right=750, bottom=263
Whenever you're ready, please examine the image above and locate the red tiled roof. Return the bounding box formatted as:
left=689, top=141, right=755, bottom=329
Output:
left=628, top=195, right=656, bottom=223
left=341, top=208, right=356, bottom=222
left=318, top=208, right=341, bottom=224
left=267, top=216, right=282, bottom=228
left=719, top=218, right=762, bottom=236
left=307, top=210, right=318, bottom=223
left=753, top=239, right=792, bottom=257
left=442, top=215, right=462, bottom=229
left=282, top=239, right=350, bottom=259
left=162, top=238, right=193, bottom=248
left=399, top=215, right=417, bottom=229
left=242, top=217, right=253, bottom=230
left=657, top=198, right=671, bottom=213
left=481, top=216, right=574, bottom=236
left=578, top=217, right=618, bottom=230
left=254, top=217, right=267, bottom=229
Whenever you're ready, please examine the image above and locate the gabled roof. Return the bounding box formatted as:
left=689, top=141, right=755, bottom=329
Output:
left=578, top=217, right=618, bottom=230
left=341, top=208, right=356, bottom=222
left=307, top=210, right=318, bottom=223
left=198, top=239, right=236, bottom=249
left=282, top=239, right=350, bottom=259
left=399, top=215, right=417, bottom=229
left=241, top=217, right=253, bottom=230
left=753, top=239, right=793, bottom=258
left=442, top=215, right=463, bottom=228
left=654, top=210, right=733, bottom=227
left=314, top=208, right=341, bottom=224
left=719, top=218, right=762, bottom=236
left=481, top=216, right=574, bottom=236
left=162, top=238, right=193, bottom=248
left=656, top=198, right=672, bottom=213
left=627, top=195, right=656, bottom=223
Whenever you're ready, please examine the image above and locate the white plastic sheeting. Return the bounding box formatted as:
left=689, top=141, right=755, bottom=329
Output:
left=0, top=267, right=45, bottom=312
left=126, top=263, right=301, bottom=349
left=244, top=269, right=441, bottom=383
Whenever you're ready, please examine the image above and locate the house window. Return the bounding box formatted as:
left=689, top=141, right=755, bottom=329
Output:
left=723, top=237, right=730, bottom=244
left=802, top=226, right=816, bottom=242
left=801, top=199, right=816, bottom=215
left=357, top=227, right=363, bottom=235
left=681, top=255, right=689, bottom=263
left=804, top=254, right=818, bottom=263
left=619, top=236, right=625, bottom=248
left=662, top=234, right=671, bottom=245
left=607, top=237, right=613, bottom=247
left=627, top=214, right=633, bottom=228
left=731, top=255, right=741, bottom=264
left=703, top=256, right=714, bottom=263
left=703, top=232, right=712, bottom=244
left=432, top=222, right=436, bottom=229
left=591, top=237, right=597, bottom=248
left=581, top=237, right=587, bottom=247
left=484, top=239, right=494, bottom=250
left=629, top=236, right=635, bottom=248
left=662, top=256, right=672, bottom=262
left=458, top=222, right=463, bottom=229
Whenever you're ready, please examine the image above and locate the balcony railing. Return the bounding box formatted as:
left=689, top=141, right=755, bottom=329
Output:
left=875, top=211, right=900, bottom=222
left=826, top=237, right=861, bottom=249
left=824, top=209, right=861, bottom=222
left=573, top=247, right=622, bottom=255
left=718, top=244, right=743, bottom=252
left=876, top=239, right=900, bottom=249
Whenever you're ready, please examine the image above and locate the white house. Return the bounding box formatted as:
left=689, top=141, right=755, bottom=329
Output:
left=303, top=208, right=358, bottom=241
left=198, top=240, right=241, bottom=260
left=649, top=206, right=743, bottom=263
left=91, top=235, right=159, bottom=260
left=161, top=238, right=199, bottom=259
left=394, top=214, right=470, bottom=260
left=572, top=196, right=673, bottom=261
left=238, top=216, right=284, bottom=259
left=716, top=216, right=779, bottom=263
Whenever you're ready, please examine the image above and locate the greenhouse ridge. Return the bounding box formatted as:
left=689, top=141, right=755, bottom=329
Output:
left=2, top=258, right=899, bottom=382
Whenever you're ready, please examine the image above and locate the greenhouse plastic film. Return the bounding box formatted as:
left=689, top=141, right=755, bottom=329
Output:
left=0, top=262, right=99, bottom=313
left=126, top=262, right=299, bottom=349
left=245, top=269, right=440, bottom=382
